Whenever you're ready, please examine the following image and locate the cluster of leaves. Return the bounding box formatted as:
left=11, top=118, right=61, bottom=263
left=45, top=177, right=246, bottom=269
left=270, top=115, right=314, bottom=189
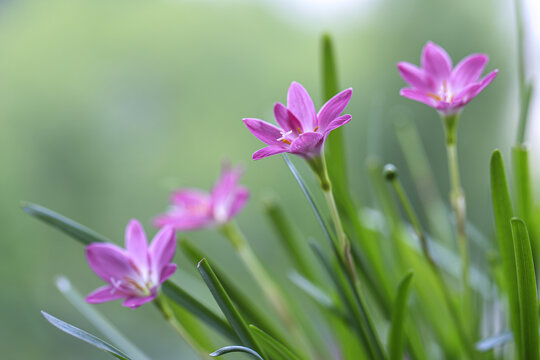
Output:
left=25, top=30, right=539, bottom=360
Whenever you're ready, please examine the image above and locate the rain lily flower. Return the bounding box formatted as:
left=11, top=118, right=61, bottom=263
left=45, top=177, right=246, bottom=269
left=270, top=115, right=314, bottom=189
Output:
left=154, top=164, right=249, bottom=230
left=398, top=41, right=498, bottom=116
left=243, top=81, right=352, bottom=160
left=85, top=220, right=177, bottom=308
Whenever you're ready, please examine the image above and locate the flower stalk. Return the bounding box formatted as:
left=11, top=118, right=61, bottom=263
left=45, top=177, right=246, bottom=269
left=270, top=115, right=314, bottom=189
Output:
left=219, top=222, right=309, bottom=351
left=384, top=164, right=474, bottom=358
left=308, top=154, right=357, bottom=283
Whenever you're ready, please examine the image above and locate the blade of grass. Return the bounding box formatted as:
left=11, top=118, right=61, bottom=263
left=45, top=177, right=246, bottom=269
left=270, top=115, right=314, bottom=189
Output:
left=490, top=150, right=522, bottom=358
left=250, top=325, right=303, bottom=360
left=55, top=276, right=150, bottom=360
left=388, top=272, right=414, bottom=360
left=180, top=240, right=287, bottom=346
left=511, top=218, right=539, bottom=360
left=197, top=258, right=265, bottom=357
left=41, top=311, right=131, bottom=360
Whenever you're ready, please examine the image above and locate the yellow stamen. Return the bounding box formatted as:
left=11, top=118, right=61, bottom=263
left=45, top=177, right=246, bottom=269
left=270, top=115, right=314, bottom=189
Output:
left=281, top=139, right=291, bottom=145
left=297, top=127, right=303, bottom=134
left=427, top=93, right=442, bottom=101
left=314, top=126, right=319, bottom=131
left=124, top=277, right=148, bottom=294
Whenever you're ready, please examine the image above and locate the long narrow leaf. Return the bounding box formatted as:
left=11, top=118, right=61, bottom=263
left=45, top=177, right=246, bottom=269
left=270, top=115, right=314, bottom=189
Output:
left=210, top=346, right=264, bottom=359
left=41, top=311, right=131, bottom=360
left=180, top=240, right=286, bottom=345
left=197, top=258, right=264, bottom=357
left=161, top=281, right=238, bottom=343
left=250, top=325, right=303, bottom=360
left=55, top=276, right=150, bottom=360
left=388, top=272, right=414, bottom=360
left=22, top=202, right=109, bottom=245
left=490, top=150, right=521, bottom=357
left=511, top=218, right=539, bottom=360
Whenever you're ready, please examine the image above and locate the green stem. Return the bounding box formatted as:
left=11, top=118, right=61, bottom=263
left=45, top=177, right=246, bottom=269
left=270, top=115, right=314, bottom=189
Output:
left=154, top=293, right=211, bottom=359
left=514, top=0, right=532, bottom=145
left=219, top=222, right=311, bottom=354
left=442, top=114, right=473, bottom=338
left=308, top=155, right=357, bottom=283
left=384, top=165, right=474, bottom=358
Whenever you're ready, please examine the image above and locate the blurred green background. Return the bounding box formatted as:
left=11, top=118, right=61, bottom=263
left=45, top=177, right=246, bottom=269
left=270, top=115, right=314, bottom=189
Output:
left=0, top=0, right=534, bottom=358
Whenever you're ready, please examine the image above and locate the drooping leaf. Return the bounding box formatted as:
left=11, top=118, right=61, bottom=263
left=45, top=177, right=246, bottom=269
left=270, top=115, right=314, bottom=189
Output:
left=55, top=276, right=150, bottom=360
left=250, top=325, right=303, bottom=360
left=388, top=271, right=414, bottom=360
left=490, top=150, right=521, bottom=357
left=511, top=218, right=539, bottom=360
left=22, top=202, right=109, bottom=245
left=210, top=345, right=264, bottom=359
left=41, top=311, right=131, bottom=360
left=197, top=258, right=265, bottom=357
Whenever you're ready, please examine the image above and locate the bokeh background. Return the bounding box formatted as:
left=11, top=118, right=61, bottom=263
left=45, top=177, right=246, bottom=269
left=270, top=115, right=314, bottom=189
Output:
left=1, top=0, right=538, bottom=358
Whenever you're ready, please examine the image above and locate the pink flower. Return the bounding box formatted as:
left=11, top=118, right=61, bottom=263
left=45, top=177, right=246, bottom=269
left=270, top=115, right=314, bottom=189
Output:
left=85, top=220, right=177, bottom=308
left=154, top=164, right=249, bottom=230
left=243, top=81, right=352, bottom=160
left=398, top=41, right=498, bottom=116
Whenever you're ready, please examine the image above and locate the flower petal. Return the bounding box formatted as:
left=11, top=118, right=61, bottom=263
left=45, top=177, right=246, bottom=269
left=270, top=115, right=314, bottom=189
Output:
left=289, top=132, right=324, bottom=159
left=243, top=118, right=283, bottom=145
left=421, top=42, right=452, bottom=82
left=469, top=69, right=498, bottom=100
left=211, top=165, right=244, bottom=223
left=450, top=54, right=488, bottom=90
left=86, top=243, right=136, bottom=284
left=124, top=219, right=148, bottom=272
left=122, top=295, right=156, bottom=309
left=171, top=189, right=210, bottom=208
left=153, top=213, right=213, bottom=231
left=317, top=88, right=353, bottom=131
left=228, top=186, right=249, bottom=219
left=399, top=88, right=438, bottom=108
left=452, top=82, right=481, bottom=105
left=274, top=103, right=303, bottom=133
left=160, top=263, right=177, bottom=282
left=287, top=81, right=317, bottom=131
left=397, top=62, right=435, bottom=92
left=86, top=285, right=127, bottom=304
left=148, top=225, right=176, bottom=281
left=252, top=145, right=288, bottom=160
left=323, top=114, right=351, bottom=135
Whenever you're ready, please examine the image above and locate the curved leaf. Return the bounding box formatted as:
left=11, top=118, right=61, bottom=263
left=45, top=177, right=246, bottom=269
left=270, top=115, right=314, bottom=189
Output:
left=210, top=346, right=263, bottom=360
left=250, top=325, right=302, bottom=360
left=41, top=311, right=131, bottom=360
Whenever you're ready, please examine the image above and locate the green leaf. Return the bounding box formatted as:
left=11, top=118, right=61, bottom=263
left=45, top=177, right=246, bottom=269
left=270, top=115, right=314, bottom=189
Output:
left=511, top=218, right=539, bottom=360
left=490, top=150, right=522, bottom=357
left=210, top=346, right=263, bottom=360
left=41, top=311, right=131, bottom=360
left=180, top=240, right=286, bottom=346
left=161, top=281, right=238, bottom=343
left=197, top=258, right=265, bottom=357
left=320, top=34, right=346, bottom=195
left=55, top=276, right=150, bottom=360
left=263, top=199, right=318, bottom=283
left=250, top=325, right=303, bottom=360
left=388, top=271, right=414, bottom=360
left=22, top=202, right=109, bottom=245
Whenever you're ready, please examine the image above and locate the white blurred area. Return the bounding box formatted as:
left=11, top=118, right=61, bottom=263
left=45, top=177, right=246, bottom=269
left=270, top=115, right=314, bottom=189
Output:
left=264, top=0, right=373, bottom=30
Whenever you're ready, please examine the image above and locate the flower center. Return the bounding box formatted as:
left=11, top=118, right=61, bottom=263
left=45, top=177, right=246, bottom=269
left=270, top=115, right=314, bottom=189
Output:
left=428, top=80, right=455, bottom=103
